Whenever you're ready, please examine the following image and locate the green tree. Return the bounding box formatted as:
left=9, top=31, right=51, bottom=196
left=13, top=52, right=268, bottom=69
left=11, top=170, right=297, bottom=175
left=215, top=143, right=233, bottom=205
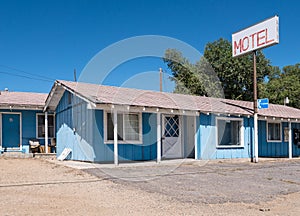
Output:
left=163, top=49, right=222, bottom=97
left=260, top=64, right=300, bottom=108
left=164, top=38, right=273, bottom=101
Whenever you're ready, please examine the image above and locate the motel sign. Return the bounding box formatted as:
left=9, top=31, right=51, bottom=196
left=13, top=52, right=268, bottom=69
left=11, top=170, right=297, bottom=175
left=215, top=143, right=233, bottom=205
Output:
left=232, top=16, right=279, bottom=57
left=232, top=16, right=279, bottom=163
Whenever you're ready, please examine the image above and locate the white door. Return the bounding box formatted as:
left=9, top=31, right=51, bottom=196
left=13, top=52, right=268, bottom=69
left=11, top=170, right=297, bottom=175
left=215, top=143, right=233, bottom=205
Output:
left=162, top=115, right=182, bottom=158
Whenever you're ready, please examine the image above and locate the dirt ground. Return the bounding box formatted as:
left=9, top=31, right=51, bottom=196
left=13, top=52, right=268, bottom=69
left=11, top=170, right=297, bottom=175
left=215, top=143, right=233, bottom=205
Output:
left=0, top=157, right=300, bottom=215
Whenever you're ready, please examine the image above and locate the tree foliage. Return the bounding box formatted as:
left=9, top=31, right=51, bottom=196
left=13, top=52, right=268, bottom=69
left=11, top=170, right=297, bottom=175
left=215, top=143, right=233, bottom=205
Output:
left=163, top=38, right=273, bottom=101
left=259, top=64, right=300, bottom=108
left=163, top=49, right=223, bottom=97
left=203, top=38, right=272, bottom=101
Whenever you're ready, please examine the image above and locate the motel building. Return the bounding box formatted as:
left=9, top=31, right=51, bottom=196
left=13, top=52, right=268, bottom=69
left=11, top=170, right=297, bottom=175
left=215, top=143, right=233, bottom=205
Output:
left=1, top=80, right=300, bottom=163
left=2, top=17, right=297, bottom=164
left=0, top=90, right=55, bottom=154
left=34, top=80, right=300, bottom=164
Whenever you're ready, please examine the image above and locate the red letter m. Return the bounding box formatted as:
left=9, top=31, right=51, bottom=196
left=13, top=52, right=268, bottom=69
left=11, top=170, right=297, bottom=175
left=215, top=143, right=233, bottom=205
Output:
left=234, top=39, right=242, bottom=55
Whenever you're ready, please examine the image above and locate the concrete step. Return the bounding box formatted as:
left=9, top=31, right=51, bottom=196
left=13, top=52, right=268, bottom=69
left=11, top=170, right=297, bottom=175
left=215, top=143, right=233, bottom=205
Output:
left=1, top=152, right=33, bottom=158
left=33, top=153, right=56, bottom=159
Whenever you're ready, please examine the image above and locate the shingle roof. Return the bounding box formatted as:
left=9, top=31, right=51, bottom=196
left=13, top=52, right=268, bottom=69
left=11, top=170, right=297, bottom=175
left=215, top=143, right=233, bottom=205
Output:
left=50, top=80, right=300, bottom=120
left=0, top=91, right=47, bottom=110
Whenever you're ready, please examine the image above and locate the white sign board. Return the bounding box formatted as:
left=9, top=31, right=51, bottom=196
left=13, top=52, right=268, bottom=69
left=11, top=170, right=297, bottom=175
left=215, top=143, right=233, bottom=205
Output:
left=232, top=16, right=279, bottom=57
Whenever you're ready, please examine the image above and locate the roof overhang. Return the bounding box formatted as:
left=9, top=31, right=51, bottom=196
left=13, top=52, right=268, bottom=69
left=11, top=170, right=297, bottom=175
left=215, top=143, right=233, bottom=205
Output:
left=44, top=80, right=96, bottom=112
left=44, top=81, right=65, bottom=112
left=0, top=104, right=44, bottom=110
left=258, top=115, right=300, bottom=122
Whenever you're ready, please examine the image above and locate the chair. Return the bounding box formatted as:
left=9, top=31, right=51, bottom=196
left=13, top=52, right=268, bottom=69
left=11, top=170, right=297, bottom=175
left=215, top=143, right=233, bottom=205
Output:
left=29, top=139, right=40, bottom=153
left=50, top=138, right=56, bottom=153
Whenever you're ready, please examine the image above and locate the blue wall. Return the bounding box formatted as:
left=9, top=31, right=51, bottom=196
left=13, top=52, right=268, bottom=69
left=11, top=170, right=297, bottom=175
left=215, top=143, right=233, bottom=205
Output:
left=258, top=121, right=300, bottom=157
left=199, top=114, right=253, bottom=160
left=291, top=123, right=300, bottom=157
left=56, top=91, right=157, bottom=162
left=56, top=91, right=256, bottom=162
left=0, top=109, right=51, bottom=152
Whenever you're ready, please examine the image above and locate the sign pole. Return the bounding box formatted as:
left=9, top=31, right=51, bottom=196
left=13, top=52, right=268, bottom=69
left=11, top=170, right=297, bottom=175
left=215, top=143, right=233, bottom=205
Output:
left=253, top=51, right=258, bottom=163
left=232, top=16, right=279, bottom=163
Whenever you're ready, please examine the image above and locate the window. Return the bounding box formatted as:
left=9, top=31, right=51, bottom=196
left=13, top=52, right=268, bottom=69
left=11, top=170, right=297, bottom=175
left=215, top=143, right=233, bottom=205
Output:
left=105, top=112, right=142, bottom=143
left=37, top=114, right=55, bottom=138
left=267, top=122, right=281, bottom=142
left=217, top=118, right=244, bottom=147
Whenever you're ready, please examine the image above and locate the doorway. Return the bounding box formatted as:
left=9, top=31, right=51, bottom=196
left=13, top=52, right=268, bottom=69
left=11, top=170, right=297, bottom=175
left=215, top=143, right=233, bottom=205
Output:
left=162, top=114, right=182, bottom=158
left=1, top=113, right=21, bottom=149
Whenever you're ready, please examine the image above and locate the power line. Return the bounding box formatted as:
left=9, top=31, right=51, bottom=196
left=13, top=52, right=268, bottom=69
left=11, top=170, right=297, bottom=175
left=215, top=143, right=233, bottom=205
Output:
left=0, top=64, right=55, bottom=82
left=0, top=70, right=53, bottom=82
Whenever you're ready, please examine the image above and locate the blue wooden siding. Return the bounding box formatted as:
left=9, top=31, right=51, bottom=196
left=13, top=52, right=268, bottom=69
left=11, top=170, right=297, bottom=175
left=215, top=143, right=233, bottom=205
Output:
left=291, top=123, right=300, bottom=157
left=258, top=121, right=300, bottom=157
left=1, top=109, right=47, bottom=152
left=199, top=114, right=253, bottom=159
left=56, top=91, right=157, bottom=162
left=21, top=110, right=50, bottom=146
left=258, top=121, right=287, bottom=157
left=97, top=112, right=157, bottom=161
left=2, top=113, right=20, bottom=148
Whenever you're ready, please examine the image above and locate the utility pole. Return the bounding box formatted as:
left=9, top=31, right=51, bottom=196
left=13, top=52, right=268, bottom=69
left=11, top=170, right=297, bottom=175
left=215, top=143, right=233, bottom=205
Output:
left=74, top=69, right=77, bottom=82
left=159, top=68, right=162, bottom=92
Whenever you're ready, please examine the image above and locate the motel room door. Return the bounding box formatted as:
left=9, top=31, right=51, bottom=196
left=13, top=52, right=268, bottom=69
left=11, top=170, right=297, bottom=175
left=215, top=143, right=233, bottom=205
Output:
left=1, top=113, right=21, bottom=149
left=162, top=114, right=182, bottom=159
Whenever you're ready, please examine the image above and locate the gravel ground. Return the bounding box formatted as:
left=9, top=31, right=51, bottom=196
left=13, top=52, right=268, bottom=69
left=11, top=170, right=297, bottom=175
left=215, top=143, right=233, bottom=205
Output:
left=83, top=159, right=300, bottom=204
left=1, top=157, right=300, bottom=215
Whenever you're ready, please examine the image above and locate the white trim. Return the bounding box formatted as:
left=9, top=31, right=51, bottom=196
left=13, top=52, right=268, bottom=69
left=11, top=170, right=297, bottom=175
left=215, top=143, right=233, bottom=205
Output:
left=254, top=113, right=258, bottom=163
left=157, top=113, right=161, bottom=163
left=216, top=116, right=244, bottom=148
left=258, top=116, right=299, bottom=123
left=44, top=82, right=58, bottom=112
left=0, top=113, right=2, bottom=149
left=113, top=110, right=118, bottom=165
left=45, top=112, right=48, bottom=153
left=0, top=105, right=44, bottom=110
left=20, top=113, right=22, bottom=151
left=194, top=115, right=198, bottom=160
left=36, top=113, right=55, bottom=139
left=104, top=111, right=143, bottom=144
left=0, top=112, right=22, bottom=150
left=288, top=122, right=292, bottom=159
left=96, top=104, right=200, bottom=116
left=180, top=115, right=183, bottom=157
left=266, top=120, right=282, bottom=142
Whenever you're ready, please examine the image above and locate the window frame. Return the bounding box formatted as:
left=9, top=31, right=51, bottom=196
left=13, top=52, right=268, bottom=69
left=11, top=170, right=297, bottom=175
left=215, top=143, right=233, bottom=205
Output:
left=36, top=113, right=56, bottom=139
left=266, top=121, right=282, bottom=142
left=104, top=111, right=143, bottom=144
left=216, top=117, right=244, bottom=148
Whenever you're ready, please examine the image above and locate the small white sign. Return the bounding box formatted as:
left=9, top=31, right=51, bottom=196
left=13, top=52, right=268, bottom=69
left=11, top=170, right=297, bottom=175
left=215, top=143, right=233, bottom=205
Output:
left=232, top=16, right=279, bottom=57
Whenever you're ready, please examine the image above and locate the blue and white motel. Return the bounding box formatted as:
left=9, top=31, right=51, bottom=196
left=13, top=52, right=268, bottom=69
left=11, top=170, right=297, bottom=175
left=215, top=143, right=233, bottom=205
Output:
left=39, top=80, right=300, bottom=164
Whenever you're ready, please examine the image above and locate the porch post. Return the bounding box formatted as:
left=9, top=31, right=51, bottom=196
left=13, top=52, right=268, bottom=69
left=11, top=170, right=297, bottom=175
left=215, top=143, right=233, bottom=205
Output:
left=113, top=110, right=118, bottom=165
left=157, top=113, right=161, bottom=163
left=288, top=121, right=292, bottom=159
left=45, top=111, right=48, bottom=153
left=194, top=115, right=198, bottom=160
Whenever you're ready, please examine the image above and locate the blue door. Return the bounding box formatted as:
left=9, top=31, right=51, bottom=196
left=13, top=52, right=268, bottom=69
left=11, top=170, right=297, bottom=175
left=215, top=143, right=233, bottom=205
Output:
left=2, top=114, right=20, bottom=148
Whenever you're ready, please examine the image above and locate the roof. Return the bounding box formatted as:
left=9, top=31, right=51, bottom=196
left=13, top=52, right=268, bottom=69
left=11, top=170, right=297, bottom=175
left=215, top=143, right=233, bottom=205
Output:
left=0, top=91, right=47, bottom=110
left=45, top=80, right=300, bottom=120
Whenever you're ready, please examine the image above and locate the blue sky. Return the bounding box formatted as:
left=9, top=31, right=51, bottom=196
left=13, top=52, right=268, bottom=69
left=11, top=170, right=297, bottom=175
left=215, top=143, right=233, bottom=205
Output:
left=0, top=0, right=299, bottom=93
